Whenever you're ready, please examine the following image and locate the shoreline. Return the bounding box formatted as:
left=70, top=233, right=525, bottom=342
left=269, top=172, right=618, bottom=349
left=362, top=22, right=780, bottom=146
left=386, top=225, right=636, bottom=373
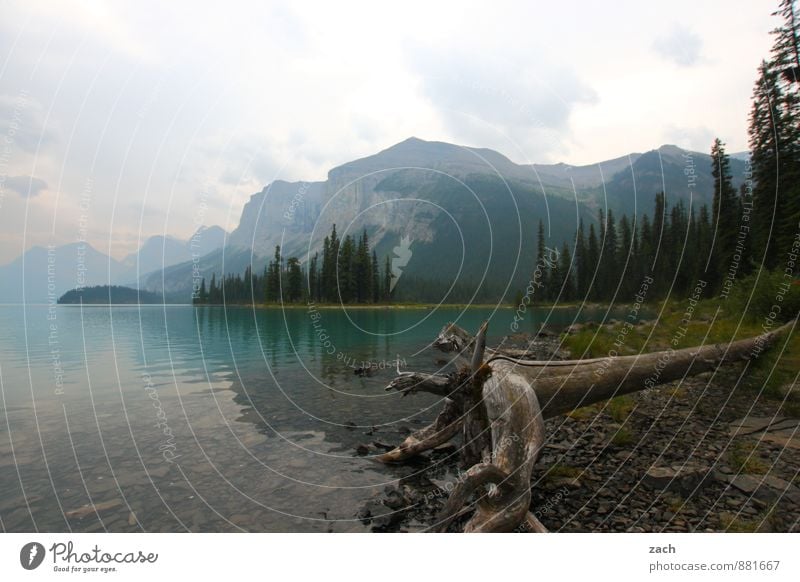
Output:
left=190, top=301, right=603, bottom=310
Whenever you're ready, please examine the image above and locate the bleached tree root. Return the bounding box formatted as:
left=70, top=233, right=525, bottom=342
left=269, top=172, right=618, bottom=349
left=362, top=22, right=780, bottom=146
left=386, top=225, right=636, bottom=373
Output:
left=381, top=319, right=795, bottom=532
left=376, top=398, right=463, bottom=463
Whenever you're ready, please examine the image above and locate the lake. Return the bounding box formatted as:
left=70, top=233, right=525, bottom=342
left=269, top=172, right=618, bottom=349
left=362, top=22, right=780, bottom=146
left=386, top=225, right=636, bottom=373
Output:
left=0, top=303, right=633, bottom=532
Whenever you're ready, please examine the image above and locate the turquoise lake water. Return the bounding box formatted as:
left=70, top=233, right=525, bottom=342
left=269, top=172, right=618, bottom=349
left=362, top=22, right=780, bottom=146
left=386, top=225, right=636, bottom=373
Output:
left=0, top=303, right=633, bottom=532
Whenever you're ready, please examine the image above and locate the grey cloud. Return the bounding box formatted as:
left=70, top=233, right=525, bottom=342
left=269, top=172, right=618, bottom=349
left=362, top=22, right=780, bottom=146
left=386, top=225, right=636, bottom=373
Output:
left=0, top=94, right=58, bottom=153
left=2, top=175, right=48, bottom=198
left=653, top=25, right=704, bottom=67
left=663, top=124, right=715, bottom=152
left=407, top=45, right=597, bottom=157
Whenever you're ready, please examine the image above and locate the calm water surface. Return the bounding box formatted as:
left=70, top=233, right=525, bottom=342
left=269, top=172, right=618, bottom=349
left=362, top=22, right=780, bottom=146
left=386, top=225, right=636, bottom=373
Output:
left=0, top=303, right=633, bottom=532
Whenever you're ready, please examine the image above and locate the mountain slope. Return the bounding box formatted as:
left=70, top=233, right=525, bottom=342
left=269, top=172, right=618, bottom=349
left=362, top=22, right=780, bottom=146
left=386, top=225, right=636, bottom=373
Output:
left=123, top=226, right=228, bottom=279
left=0, top=243, right=129, bottom=304
left=0, top=226, right=228, bottom=304
left=140, top=138, right=746, bottom=302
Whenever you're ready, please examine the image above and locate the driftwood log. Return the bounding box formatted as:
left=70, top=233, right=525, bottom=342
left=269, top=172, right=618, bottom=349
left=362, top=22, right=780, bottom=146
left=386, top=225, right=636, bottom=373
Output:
left=378, top=319, right=796, bottom=533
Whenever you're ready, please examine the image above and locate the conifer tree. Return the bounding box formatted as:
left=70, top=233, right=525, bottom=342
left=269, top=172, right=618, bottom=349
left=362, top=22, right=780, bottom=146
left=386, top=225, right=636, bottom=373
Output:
left=586, top=223, right=600, bottom=300
left=371, top=251, right=380, bottom=303
left=574, top=219, right=589, bottom=298
left=710, top=138, right=739, bottom=291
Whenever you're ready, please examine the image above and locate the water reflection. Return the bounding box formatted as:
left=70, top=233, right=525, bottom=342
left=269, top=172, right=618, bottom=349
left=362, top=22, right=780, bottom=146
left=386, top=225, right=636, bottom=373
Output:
left=0, top=303, right=640, bottom=532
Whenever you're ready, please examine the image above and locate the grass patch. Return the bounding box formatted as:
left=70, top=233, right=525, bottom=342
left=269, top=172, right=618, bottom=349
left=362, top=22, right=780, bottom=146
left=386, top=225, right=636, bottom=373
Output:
left=727, top=440, right=769, bottom=475
left=606, top=396, right=636, bottom=422
left=562, top=296, right=799, bottom=406
left=611, top=427, right=636, bottom=447
left=668, top=386, right=688, bottom=399
left=719, top=505, right=778, bottom=533
left=665, top=494, right=686, bottom=514
left=566, top=406, right=596, bottom=421
left=545, top=464, right=582, bottom=480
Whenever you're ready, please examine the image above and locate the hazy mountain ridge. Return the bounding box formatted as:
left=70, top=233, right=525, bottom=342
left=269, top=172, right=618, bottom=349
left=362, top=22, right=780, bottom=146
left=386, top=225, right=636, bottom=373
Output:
left=0, top=225, right=227, bottom=304
left=3, top=138, right=746, bottom=303
left=146, top=138, right=748, bottom=301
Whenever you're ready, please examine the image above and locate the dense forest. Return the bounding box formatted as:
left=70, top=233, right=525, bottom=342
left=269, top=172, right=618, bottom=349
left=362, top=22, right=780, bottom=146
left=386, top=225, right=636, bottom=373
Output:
left=528, top=0, right=800, bottom=306
left=527, top=153, right=744, bottom=306
left=195, top=0, right=799, bottom=308
left=193, top=225, right=392, bottom=305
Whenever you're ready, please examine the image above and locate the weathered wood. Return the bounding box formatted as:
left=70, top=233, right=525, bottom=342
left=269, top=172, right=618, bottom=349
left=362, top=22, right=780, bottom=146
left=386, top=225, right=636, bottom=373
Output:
left=488, top=319, right=796, bottom=418
left=462, top=322, right=492, bottom=468
left=376, top=398, right=463, bottom=463
left=436, top=359, right=547, bottom=532
left=380, top=319, right=796, bottom=532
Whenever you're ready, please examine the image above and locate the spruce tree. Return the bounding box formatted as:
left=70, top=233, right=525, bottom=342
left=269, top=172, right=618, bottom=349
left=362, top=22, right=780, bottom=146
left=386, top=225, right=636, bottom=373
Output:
left=371, top=251, right=380, bottom=303
left=618, top=214, right=634, bottom=299
left=383, top=255, right=393, bottom=300
left=535, top=219, right=549, bottom=300
left=286, top=257, right=302, bottom=302
left=710, top=138, right=739, bottom=290
left=586, top=223, right=600, bottom=300
left=559, top=242, right=574, bottom=301
left=574, top=219, right=589, bottom=298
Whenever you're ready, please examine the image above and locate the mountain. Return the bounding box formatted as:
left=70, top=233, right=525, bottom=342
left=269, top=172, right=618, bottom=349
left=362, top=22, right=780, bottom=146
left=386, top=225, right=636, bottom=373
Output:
left=0, top=243, right=129, bottom=304
left=135, top=137, right=747, bottom=302
left=123, top=225, right=228, bottom=281
left=0, top=226, right=227, bottom=304
left=528, top=144, right=747, bottom=215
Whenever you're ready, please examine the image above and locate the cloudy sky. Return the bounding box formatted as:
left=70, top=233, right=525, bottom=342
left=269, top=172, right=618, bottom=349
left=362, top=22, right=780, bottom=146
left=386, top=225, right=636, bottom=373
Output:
left=0, top=0, right=774, bottom=264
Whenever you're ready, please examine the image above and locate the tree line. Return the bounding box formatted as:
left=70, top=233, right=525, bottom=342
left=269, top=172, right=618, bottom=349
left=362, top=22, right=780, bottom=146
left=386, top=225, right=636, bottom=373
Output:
left=194, top=1, right=799, bottom=308
left=526, top=191, right=719, bottom=305
left=193, top=224, right=394, bottom=305
left=528, top=0, right=800, bottom=306
left=748, top=0, right=800, bottom=272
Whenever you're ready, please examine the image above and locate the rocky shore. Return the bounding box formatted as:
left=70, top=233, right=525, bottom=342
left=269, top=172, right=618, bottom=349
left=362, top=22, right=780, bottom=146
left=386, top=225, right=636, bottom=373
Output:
left=357, top=330, right=800, bottom=533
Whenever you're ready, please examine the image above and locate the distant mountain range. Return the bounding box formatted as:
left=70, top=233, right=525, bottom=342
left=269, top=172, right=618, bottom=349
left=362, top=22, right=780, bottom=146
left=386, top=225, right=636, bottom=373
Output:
left=2, top=138, right=747, bottom=303
left=141, top=138, right=747, bottom=301
left=0, top=225, right=226, bottom=304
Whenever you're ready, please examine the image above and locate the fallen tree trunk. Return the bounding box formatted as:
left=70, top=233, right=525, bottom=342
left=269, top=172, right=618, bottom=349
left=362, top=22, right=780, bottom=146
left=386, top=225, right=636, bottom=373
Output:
left=378, top=319, right=796, bottom=532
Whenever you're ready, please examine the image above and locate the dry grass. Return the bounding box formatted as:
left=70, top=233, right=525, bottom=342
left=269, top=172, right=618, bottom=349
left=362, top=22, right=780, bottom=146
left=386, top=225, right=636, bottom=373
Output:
left=727, top=440, right=769, bottom=475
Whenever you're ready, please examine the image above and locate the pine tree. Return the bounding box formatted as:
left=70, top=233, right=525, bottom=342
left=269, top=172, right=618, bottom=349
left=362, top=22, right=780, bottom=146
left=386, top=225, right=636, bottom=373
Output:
left=338, top=235, right=355, bottom=302
left=772, top=0, right=800, bottom=86
left=559, top=242, right=574, bottom=301
left=770, top=0, right=800, bottom=267
left=639, top=213, right=653, bottom=274
left=651, top=192, right=668, bottom=295
left=574, top=219, right=589, bottom=298
left=355, top=230, right=372, bottom=303
left=371, top=251, right=380, bottom=303
left=709, top=139, right=737, bottom=290
left=535, top=219, right=549, bottom=300
left=618, top=214, right=634, bottom=299
left=545, top=247, right=562, bottom=301
left=602, top=209, right=619, bottom=298
left=308, top=253, right=319, bottom=302
left=586, top=223, right=600, bottom=300
left=267, top=245, right=282, bottom=302
left=286, top=257, right=302, bottom=302
left=748, top=57, right=797, bottom=269
left=383, top=255, right=393, bottom=300
left=209, top=273, right=218, bottom=303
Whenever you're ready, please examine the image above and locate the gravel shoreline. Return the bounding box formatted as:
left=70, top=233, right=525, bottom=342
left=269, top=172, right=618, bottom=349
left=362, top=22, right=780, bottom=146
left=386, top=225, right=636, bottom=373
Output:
left=357, top=332, right=800, bottom=533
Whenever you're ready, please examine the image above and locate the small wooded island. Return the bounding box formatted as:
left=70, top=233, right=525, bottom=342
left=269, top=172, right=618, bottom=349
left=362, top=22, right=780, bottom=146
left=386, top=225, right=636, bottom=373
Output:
left=58, top=285, right=167, bottom=305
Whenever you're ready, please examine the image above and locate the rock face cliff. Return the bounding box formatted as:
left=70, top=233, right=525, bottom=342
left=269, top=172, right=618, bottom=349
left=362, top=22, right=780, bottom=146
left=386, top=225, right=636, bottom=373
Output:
left=141, top=137, right=747, bottom=301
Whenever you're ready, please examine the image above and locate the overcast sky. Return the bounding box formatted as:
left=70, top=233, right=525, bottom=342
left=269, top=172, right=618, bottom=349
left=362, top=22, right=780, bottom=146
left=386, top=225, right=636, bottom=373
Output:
left=0, top=0, right=775, bottom=264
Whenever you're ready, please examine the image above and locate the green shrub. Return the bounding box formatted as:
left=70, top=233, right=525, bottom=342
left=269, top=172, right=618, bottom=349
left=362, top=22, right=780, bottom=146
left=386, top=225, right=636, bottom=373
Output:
left=729, top=269, right=800, bottom=323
